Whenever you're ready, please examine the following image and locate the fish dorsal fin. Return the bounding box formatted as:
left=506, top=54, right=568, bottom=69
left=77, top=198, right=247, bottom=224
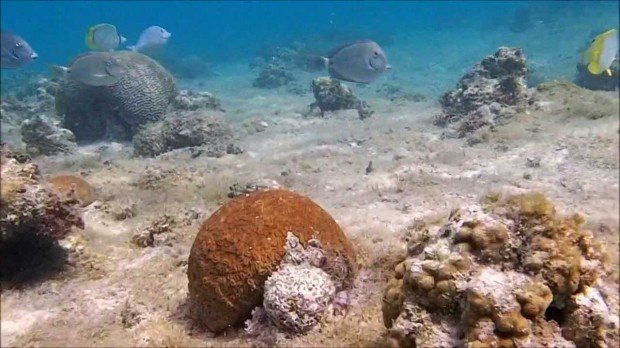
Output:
left=326, top=40, right=376, bottom=58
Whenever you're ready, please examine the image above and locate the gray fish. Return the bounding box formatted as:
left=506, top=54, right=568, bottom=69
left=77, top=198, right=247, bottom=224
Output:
left=1, top=31, right=38, bottom=69
left=128, top=26, right=171, bottom=53
left=51, top=52, right=125, bottom=86
left=324, top=40, right=391, bottom=84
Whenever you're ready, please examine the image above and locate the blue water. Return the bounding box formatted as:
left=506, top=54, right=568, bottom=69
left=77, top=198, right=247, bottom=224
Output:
left=1, top=1, right=619, bottom=95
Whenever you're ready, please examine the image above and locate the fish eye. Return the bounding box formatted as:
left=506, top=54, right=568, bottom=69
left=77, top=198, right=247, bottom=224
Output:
left=15, top=42, right=22, bottom=48
left=373, top=51, right=379, bottom=56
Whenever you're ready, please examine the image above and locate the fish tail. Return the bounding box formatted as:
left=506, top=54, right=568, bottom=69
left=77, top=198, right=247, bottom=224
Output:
left=49, top=64, right=69, bottom=77
left=320, top=57, right=329, bottom=69
left=126, top=45, right=137, bottom=51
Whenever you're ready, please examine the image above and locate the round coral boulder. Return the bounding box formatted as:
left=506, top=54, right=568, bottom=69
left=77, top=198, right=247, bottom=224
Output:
left=47, top=175, right=97, bottom=207
left=188, top=189, right=357, bottom=333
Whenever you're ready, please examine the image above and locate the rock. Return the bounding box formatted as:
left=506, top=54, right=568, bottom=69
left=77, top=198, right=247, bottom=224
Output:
left=252, top=63, right=296, bottom=89
left=131, top=214, right=177, bottom=248
left=132, top=110, right=234, bottom=158
left=47, top=175, right=97, bottom=207
left=227, top=182, right=269, bottom=198
left=308, top=77, right=374, bottom=120
left=435, top=47, right=529, bottom=137
left=187, top=189, right=357, bottom=333
left=20, top=116, right=77, bottom=156
left=55, top=51, right=177, bottom=142
left=171, top=89, right=223, bottom=112
left=0, top=146, right=83, bottom=242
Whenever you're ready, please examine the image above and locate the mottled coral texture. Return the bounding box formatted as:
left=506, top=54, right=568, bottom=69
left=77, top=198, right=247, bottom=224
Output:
left=187, top=189, right=357, bottom=333
left=1, top=148, right=83, bottom=241
left=383, top=192, right=618, bottom=348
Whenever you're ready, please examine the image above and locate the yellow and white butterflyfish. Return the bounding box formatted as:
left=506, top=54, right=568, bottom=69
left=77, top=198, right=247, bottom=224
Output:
left=582, top=29, right=619, bottom=76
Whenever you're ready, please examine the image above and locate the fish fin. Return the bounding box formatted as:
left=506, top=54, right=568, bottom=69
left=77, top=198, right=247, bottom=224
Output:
left=120, top=36, right=127, bottom=44
left=321, top=56, right=329, bottom=69
left=49, top=65, right=69, bottom=77
left=328, top=66, right=367, bottom=84
left=588, top=61, right=602, bottom=75
left=606, top=68, right=612, bottom=76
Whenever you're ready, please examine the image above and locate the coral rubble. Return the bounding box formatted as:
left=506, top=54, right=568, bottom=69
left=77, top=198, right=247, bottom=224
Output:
left=187, top=189, right=357, bottom=333
left=132, top=110, right=235, bottom=157
left=171, top=89, right=223, bottom=112
left=308, top=77, right=374, bottom=120
left=435, top=47, right=530, bottom=138
left=383, top=192, right=618, bottom=348
left=20, top=115, right=77, bottom=156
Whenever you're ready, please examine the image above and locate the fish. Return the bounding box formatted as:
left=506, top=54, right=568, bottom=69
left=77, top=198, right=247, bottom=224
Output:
left=582, top=29, right=619, bottom=76
left=128, top=26, right=171, bottom=53
left=85, top=23, right=127, bottom=52
left=1, top=31, right=38, bottom=69
left=322, top=40, right=391, bottom=84
left=50, top=52, right=125, bottom=86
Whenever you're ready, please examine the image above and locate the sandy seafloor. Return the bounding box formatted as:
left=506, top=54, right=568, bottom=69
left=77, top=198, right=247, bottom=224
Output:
left=1, top=58, right=619, bottom=347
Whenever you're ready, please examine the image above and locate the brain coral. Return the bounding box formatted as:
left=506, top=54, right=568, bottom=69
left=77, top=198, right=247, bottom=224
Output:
left=47, top=175, right=97, bottom=207
left=383, top=192, right=618, bottom=348
left=55, top=51, right=176, bottom=142
left=188, top=189, right=357, bottom=333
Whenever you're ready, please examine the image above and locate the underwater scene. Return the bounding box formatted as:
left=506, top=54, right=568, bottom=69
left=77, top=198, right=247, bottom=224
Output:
left=1, top=0, right=619, bottom=347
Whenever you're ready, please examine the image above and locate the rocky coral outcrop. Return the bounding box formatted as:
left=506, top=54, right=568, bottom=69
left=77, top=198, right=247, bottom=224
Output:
left=131, top=214, right=177, bottom=248
left=0, top=147, right=83, bottom=242
left=20, top=116, right=77, bottom=156
left=383, top=192, right=618, bottom=348
left=1, top=77, right=61, bottom=147
left=132, top=110, right=235, bottom=158
left=253, top=63, right=296, bottom=89
left=55, top=51, right=177, bottom=143
left=308, top=77, right=374, bottom=120
left=187, top=189, right=357, bottom=333
left=171, top=89, right=223, bottom=112
left=435, top=47, right=530, bottom=138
